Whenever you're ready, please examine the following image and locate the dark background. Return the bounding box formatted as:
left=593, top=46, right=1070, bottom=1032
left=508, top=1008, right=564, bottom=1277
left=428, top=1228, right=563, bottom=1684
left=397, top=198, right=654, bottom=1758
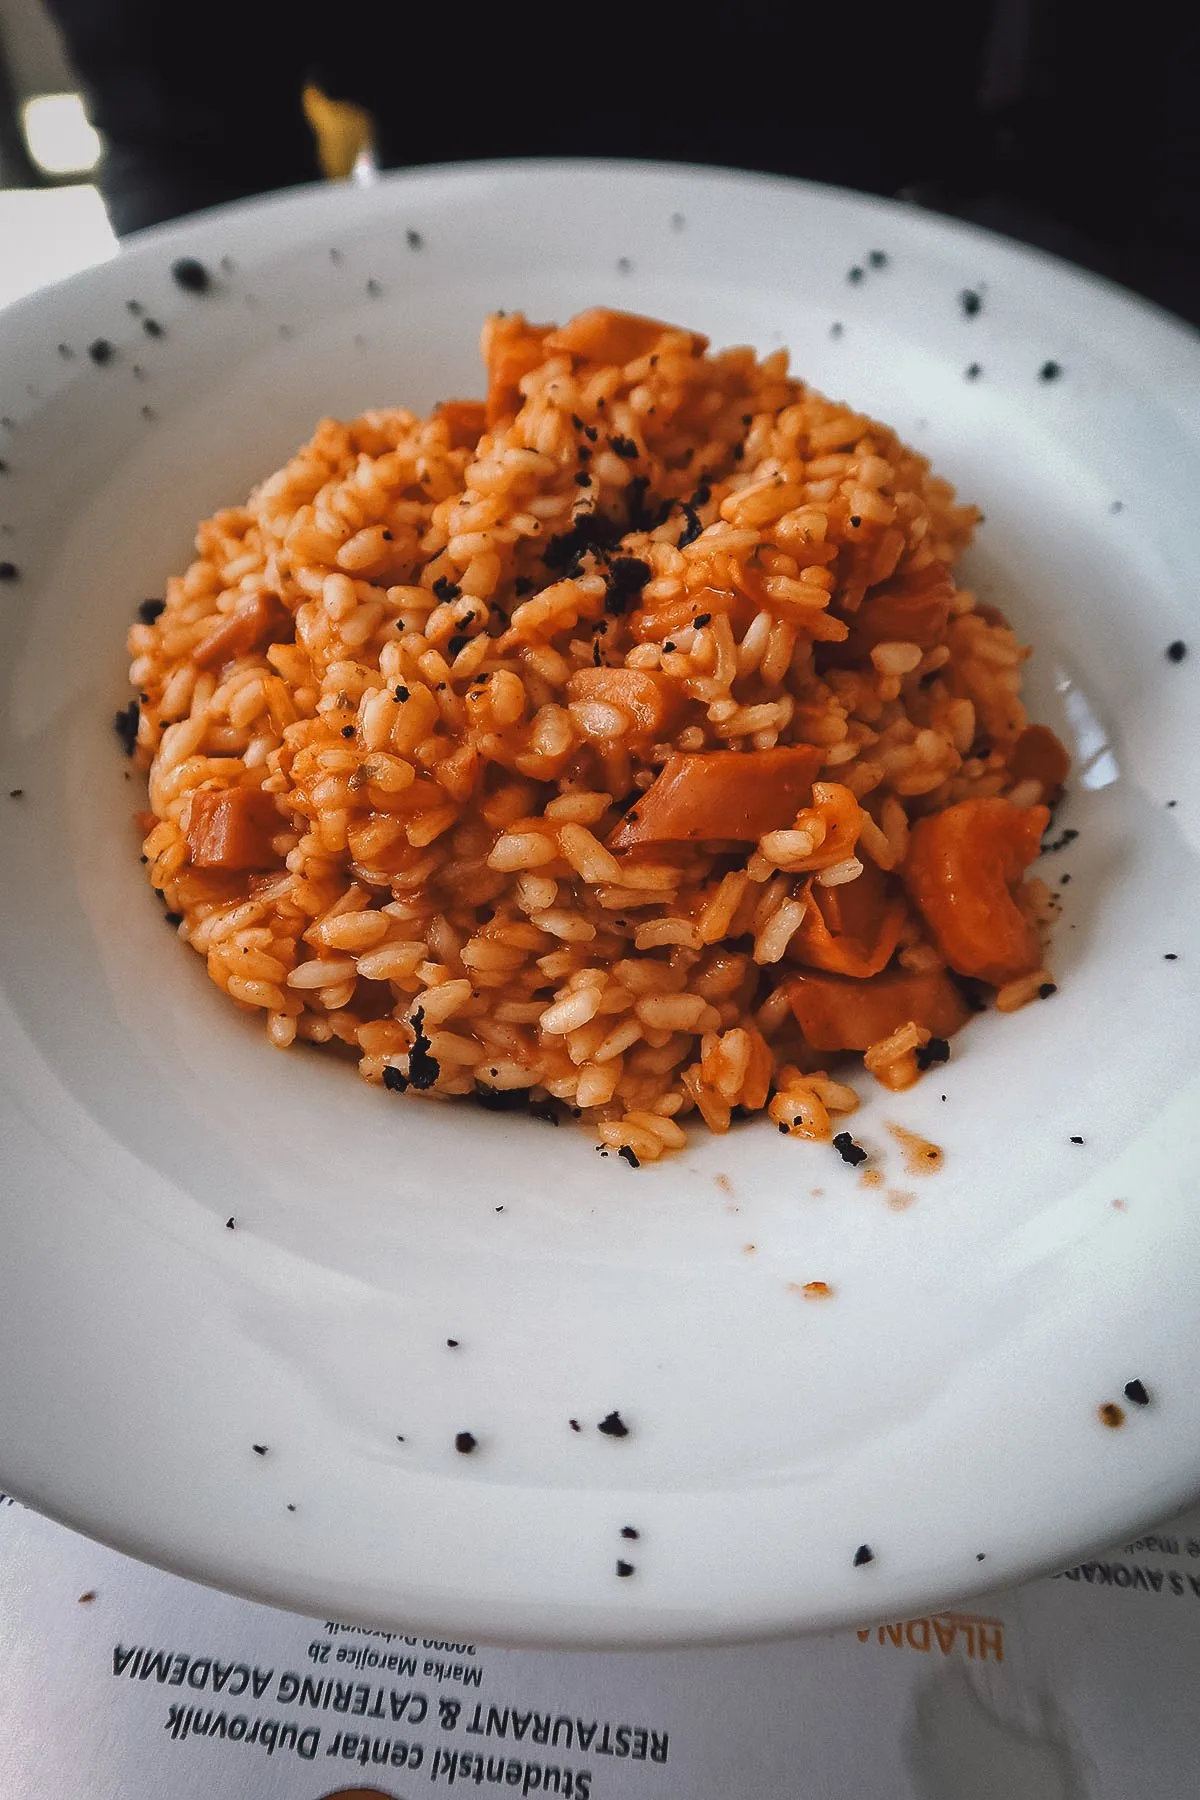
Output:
left=3, top=0, right=1197, bottom=327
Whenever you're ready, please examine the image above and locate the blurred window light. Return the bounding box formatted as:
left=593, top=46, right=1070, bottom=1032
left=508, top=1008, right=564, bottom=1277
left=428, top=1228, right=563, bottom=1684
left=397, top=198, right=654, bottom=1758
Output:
left=21, top=93, right=102, bottom=177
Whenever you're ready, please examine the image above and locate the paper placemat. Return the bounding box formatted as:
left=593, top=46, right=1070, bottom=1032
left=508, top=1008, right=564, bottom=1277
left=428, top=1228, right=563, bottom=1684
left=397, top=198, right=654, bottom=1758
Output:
left=3, top=1491, right=1199, bottom=1797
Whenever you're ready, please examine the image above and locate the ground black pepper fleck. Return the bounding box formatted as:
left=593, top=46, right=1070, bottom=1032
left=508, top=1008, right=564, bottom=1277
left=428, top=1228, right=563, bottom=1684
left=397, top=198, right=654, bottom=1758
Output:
left=965, top=362, right=982, bottom=380
left=455, top=1432, right=477, bottom=1454
left=88, top=339, right=114, bottom=365
left=393, top=685, right=409, bottom=701
left=1166, top=640, right=1187, bottom=663
left=604, top=555, right=651, bottom=615
left=287, top=1503, right=296, bottom=1512
left=1166, top=800, right=1177, bottom=808
left=618, top=1145, right=639, bottom=1168
left=598, top=1411, right=629, bottom=1438
left=691, top=612, right=712, bottom=629
left=832, top=1132, right=868, bottom=1167
left=620, top=1525, right=639, bottom=1539
left=849, top=515, right=861, bottom=528
left=616, top=1561, right=635, bottom=1578
left=868, top=250, right=888, bottom=268
left=574, top=470, right=592, bottom=487
left=340, top=724, right=355, bottom=738
left=448, top=633, right=471, bottom=658
left=407, top=1006, right=440, bottom=1090
left=1124, top=1379, right=1151, bottom=1406
left=676, top=502, right=703, bottom=548
left=0, top=561, right=19, bottom=581
left=446, top=1338, right=459, bottom=1348
left=142, top=317, right=164, bottom=337
left=616, top=257, right=632, bottom=274
left=406, top=229, right=424, bottom=250
left=225, top=1217, right=235, bottom=1229
left=252, top=1444, right=268, bottom=1456
left=382, top=1065, right=409, bottom=1093
left=1070, top=1135, right=1084, bottom=1144
left=1164, top=952, right=1178, bottom=961
left=976, top=1552, right=986, bottom=1562
left=847, top=266, right=864, bottom=284
left=113, top=699, right=139, bottom=755
left=626, top=474, right=671, bottom=531
left=959, top=289, right=982, bottom=317
left=1038, top=982, right=1058, bottom=999
left=1042, top=826, right=1078, bottom=853
left=829, top=322, right=844, bottom=339
left=171, top=257, right=212, bottom=293
left=569, top=1418, right=582, bottom=1432
left=164, top=910, right=182, bottom=927
left=609, top=434, right=639, bottom=460
left=1039, top=360, right=1063, bottom=382
left=915, top=1036, right=950, bottom=1071
left=853, top=1544, right=874, bottom=1566
left=8, top=788, right=23, bottom=799
left=126, top=299, right=143, bottom=314
left=137, top=597, right=165, bottom=623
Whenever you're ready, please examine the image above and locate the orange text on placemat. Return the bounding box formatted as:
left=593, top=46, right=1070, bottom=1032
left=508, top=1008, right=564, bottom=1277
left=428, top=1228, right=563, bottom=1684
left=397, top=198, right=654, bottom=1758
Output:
left=856, top=1612, right=1005, bottom=1662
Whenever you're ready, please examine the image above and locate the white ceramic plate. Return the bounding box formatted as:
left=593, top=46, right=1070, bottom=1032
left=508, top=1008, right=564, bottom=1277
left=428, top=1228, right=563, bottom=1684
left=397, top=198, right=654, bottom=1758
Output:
left=1, top=162, right=1199, bottom=1647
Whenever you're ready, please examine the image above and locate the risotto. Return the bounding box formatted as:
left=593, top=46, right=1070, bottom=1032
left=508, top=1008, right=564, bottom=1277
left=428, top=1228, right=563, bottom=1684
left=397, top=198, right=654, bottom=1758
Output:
left=123, top=308, right=1069, bottom=1162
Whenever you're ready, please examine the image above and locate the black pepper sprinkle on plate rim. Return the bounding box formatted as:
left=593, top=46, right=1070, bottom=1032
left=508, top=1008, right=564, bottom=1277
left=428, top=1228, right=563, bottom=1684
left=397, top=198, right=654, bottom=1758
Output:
left=598, top=1410, right=629, bottom=1438
left=616, top=1560, right=635, bottom=1578
left=1039, top=360, right=1063, bottom=382
left=454, top=1431, right=478, bottom=1454
left=1166, top=640, right=1187, bottom=662
left=170, top=256, right=212, bottom=293
left=853, top=1544, right=875, bottom=1567
left=832, top=1131, right=868, bottom=1167
left=1123, top=1379, right=1151, bottom=1406
left=252, top=1443, right=268, bottom=1456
